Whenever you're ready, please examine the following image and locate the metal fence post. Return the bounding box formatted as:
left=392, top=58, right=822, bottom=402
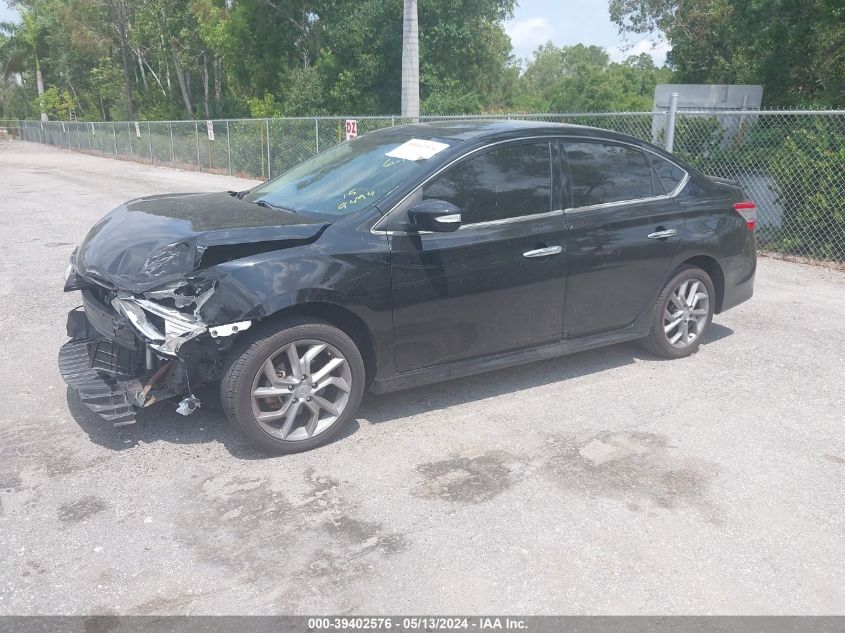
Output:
left=226, top=120, right=232, bottom=174
left=266, top=119, right=271, bottom=179
left=664, top=92, right=679, bottom=153
left=651, top=110, right=660, bottom=145
left=315, top=117, right=319, bottom=154
left=112, top=122, right=117, bottom=157
left=195, top=120, right=200, bottom=169
left=170, top=122, right=175, bottom=166
left=127, top=122, right=132, bottom=157
left=148, top=122, right=153, bottom=163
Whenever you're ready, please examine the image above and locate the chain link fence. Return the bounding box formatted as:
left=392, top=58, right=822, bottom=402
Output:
left=9, top=110, right=845, bottom=264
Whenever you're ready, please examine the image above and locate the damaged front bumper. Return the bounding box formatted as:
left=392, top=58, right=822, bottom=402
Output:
left=111, top=294, right=251, bottom=356
left=59, top=280, right=251, bottom=427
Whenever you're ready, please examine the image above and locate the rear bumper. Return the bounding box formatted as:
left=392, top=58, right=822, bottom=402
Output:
left=719, top=239, right=756, bottom=313
left=721, top=270, right=754, bottom=312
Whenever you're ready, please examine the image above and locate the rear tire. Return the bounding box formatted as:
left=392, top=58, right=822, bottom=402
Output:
left=221, top=317, right=365, bottom=454
left=640, top=265, right=715, bottom=359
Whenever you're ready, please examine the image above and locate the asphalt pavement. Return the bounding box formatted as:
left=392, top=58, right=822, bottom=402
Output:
left=0, top=140, right=843, bottom=615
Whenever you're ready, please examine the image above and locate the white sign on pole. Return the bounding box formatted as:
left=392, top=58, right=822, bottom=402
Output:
left=206, top=120, right=215, bottom=141
left=345, top=119, right=358, bottom=141
left=134, top=121, right=141, bottom=138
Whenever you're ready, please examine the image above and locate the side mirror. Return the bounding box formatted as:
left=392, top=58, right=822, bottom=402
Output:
left=407, top=199, right=462, bottom=233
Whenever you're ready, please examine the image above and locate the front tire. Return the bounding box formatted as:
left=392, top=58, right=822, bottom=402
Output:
left=221, top=318, right=365, bottom=454
left=640, top=265, right=715, bottom=359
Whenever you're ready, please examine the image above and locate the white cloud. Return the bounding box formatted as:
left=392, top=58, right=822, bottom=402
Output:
left=505, top=17, right=554, bottom=57
left=608, top=38, right=672, bottom=66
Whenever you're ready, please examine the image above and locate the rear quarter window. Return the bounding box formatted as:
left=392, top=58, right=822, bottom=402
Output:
left=648, top=153, right=687, bottom=195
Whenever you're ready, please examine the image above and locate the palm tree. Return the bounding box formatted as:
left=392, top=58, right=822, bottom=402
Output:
left=0, top=8, right=48, bottom=121
left=401, top=0, right=419, bottom=119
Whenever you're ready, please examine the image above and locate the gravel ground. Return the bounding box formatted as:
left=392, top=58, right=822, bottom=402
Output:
left=0, top=140, right=843, bottom=615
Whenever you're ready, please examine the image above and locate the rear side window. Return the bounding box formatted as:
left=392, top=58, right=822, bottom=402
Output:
left=648, top=154, right=687, bottom=194
left=423, top=142, right=551, bottom=224
left=564, top=142, right=654, bottom=208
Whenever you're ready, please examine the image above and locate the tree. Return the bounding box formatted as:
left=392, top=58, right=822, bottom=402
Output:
left=1, top=0, right=520, bottom=119
left=609, top=0, right=845, bottom=107
left=513, top=43, right=671, bottom=112
left=0, top=7, right=48, bottom=120
left=96, top=0, right=135, bottom=118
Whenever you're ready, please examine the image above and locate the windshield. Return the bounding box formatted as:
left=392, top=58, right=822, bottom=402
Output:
left=243, top=131, right=453, bottom=216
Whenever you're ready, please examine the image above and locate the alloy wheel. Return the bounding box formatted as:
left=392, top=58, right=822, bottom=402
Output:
left=663, top=278, right=710, bottom=348
left=250, top=338, right=352, bottom=441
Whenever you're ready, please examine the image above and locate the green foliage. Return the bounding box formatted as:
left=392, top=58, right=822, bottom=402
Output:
left=609, top=0, right=845, bottom=108
left=670, top=114, right=845, bottom=261
left=0, top=83, right=32, bottom=118
left=513, top=43, right=671, bottom=112
left=768, top=119, right=845, bottom=260
left=37, top=85, right=75, bottom=119
left=90, top=61, right=125, bottom=114
left=247, top=92, right=282, bottom=118
left=281, top=66, right=327, bottom=116
left=2, top=0, right=523, bottom=118
left=421, top=77, right=482, bottom=114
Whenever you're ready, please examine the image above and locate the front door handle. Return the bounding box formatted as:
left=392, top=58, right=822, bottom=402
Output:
left=523, top=245, right=562, bottom=258
left=648, top=228, right=677, bottom=239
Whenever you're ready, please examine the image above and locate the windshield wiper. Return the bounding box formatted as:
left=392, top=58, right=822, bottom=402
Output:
left=254, top=199, right=296, bottom=213
left=228, top=190, right=250, bottom=199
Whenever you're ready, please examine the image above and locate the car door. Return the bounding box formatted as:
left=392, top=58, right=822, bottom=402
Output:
left=561, top=139, right=686, bottom=338
left=386, top=139, right=568, bottom=372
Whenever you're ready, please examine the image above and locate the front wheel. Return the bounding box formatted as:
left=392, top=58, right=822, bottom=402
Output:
left=221, top=318, right=366, bottom=454
left=640, top=265, right=715, bottom=359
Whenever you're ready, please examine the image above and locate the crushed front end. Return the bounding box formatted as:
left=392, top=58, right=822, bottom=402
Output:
left=59, top=264, right=250, bottom=426
left=57, top=190, right=331, bottom=427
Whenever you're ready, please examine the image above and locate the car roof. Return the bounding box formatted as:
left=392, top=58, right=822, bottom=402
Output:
left=358, top=119, right=692, bottom=173
left=383, top=119, right=605, bottom=143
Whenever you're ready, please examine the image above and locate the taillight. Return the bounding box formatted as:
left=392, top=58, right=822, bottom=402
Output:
left=733, top=201, right=757, bottom=230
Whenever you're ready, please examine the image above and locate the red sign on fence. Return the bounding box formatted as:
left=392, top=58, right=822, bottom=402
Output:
left=345, top=119, right=358, bottom=141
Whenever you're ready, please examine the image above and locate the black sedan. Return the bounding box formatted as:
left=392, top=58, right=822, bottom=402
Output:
left=60, top=120, right=756, bottom=453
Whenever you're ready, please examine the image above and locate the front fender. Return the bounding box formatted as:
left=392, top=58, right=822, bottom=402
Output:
left=197, top=250, right=359, bottom=323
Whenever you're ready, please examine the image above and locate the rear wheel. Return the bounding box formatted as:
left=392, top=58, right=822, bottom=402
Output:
left=640, top=265, right=715, bottom=359
left=221, top=318, right=365, bottom=453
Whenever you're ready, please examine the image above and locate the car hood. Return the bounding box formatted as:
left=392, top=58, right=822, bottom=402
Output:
left=73, top=192, right=330, bottom=292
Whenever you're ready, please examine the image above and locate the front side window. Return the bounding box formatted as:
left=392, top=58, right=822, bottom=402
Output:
left=564, top=141, right=654, bottom=208
left=422, top=142, right=552, bottom=225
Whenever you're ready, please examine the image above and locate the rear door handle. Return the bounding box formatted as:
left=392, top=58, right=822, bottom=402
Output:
left=523, top=245, right=562, bottom=258
left=647, top=228, right=677, bottom=239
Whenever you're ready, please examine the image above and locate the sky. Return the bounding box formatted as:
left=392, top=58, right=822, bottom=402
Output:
left=0, top=0, right=670, bottom=66
left=0, top=2, right=16, bottom=24
left=504, top=0, right=670, bottom=66
left=0, top=1, right=18, bottom=26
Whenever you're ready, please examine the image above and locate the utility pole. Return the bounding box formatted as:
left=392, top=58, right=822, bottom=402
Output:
left=401, top=0, right=420, bottom=120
